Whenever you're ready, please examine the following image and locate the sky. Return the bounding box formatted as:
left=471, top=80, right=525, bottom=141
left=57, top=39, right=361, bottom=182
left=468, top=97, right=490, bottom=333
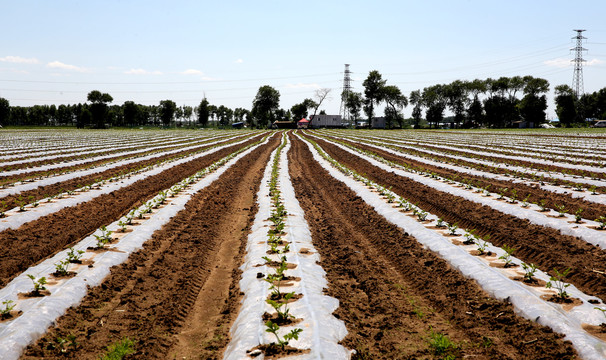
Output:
left=1, top=0, right=605, bottom=120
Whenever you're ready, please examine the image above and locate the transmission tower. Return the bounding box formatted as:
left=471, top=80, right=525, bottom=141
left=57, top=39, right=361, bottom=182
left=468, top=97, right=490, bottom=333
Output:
left=571, top=29, right=587, bottom=98
left=339, top=64, right=352, bottom=125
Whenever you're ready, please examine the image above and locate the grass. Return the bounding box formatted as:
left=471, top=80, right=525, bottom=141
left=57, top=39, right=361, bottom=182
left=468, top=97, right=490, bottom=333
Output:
left=98, top=338, right=135, bottom=360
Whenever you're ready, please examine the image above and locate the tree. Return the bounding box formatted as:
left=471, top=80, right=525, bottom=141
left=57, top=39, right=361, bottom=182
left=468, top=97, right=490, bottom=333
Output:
left=518, top=76, right=549, bottom=125
left=291, top=98, right=316, bottom=121
left=0, top=97, right=10, bottom=126
left=465, top=79, right=486, bottom=127
left=310, top=88, right=331, bottom=119
left=362, top=70, right=386, bottom=123
left=422, top=84, right=446, bottom=128
left=216, top=105, right=233, bottom=127
left=382, top=85, right=408, bottom=128
left=409, top=90, right=423, bottom=128
left=554, top=85, right=576, bottom=127
left=123, top=101, right=140, bottom=127
left=87, top=90, right=113, bottom=128
left=197, top=98, right=210, bottom=127
left=159, top=100, right=177, bottom=127
left=344, top=92, right=363, bottom=125
left=444, top=80, right=468, bottom=128
left=182, top=106, right=193, bottom=127
left=251, top=85, right=280, bottom=128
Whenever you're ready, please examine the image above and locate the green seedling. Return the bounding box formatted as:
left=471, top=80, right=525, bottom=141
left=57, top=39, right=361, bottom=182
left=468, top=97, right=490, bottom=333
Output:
left=66, top=247, right=84, bottom=263
left=475, top=238, right=489, bottom=255
left=436, top=218, right=445, bottom=228
left=590, top=185, right=598, bottom=195
left=521, top=194, right=531, bottom=208
left=416, top=209, right=428, bottom=221
left=1, top=300, right=15, bottom=318
left=265, top=321, right=302, bottom=351
left=556, top=204, right=566, bottom=217
left=546, top=268, right=572, bottom=299
left=266, top=291, right=296, bottom=321
left=94, top=226, right=113, bottom=248
left=118, top=220, right=128, bottom=232
left=595, top=307, right=606, bottom=323
left=463, top=229, right=477, bottom=245
left=26, top=274, right=47, bottom=294
left=448, top=223, right=458, bottom=236
left=54, top=259, right=70, bottom=276
left=99, top=337, right=135, bottom=360
left=596, top=216, right=606, bottom=230
left=498, top=245, right=515, bottom=266
left=497, top=188, right=508, bottom=200
left=538, top=199, right=548, bottom=212
left=427, top=328, right=458, bottom=358
left=521, top=263, right=538, bottom=281
left=508, top=189, right=518, bottom=203
left=575, top=208, right=584, bottom=223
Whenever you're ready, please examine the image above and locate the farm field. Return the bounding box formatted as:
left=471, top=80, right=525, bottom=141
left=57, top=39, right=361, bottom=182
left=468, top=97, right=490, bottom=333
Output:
left=1, top=128, right=606, bottom=359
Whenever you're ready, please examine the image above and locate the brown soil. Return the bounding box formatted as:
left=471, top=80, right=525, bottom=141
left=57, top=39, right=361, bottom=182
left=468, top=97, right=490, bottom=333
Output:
left=0, top=135, right=248, bottom=211
left=310, top=135, right=606, bottom=304
left=582, top=323, right=606, bottom=341
left=21, top=133, right=279, bottom=359
left=0, top=135, right=264, bottom=288
left=327, top=134, right=606, bottom=220
left=511, top=276, right=548, bottom=287
left=287, top=134, right=576, bottom=359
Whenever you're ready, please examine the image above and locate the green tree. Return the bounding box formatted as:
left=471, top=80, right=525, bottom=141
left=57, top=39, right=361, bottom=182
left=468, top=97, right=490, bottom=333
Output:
left=554, top=84, right=576, bottom=127
left=123, top=101, right=140, bottom=127
left=465, top=79, right=486, bottom=127
left=363, top=70, right=386, bottom=124
left=422, top=84, right=446, bottom=128
left=382, top=85, right=408, bottom=128
left=251, top=85, right=280, bottom=128
left=344, top=91, right=363, bottom=126
left=87, top=90, right=113, bottom=128
left=0, top=97, right=10, bottom=126
left=197, top=98, right=210, bottom=127
left=182, top=106, right=193, bottom=127
left=409, top=90, right=423, bottom=128
left=519, top=76, right=549, bottom=125
left=159, top=99, right=177, bottom=127
left=291, top=98, right=316, bottom=121
left=444, top=80, right=468, bottom=128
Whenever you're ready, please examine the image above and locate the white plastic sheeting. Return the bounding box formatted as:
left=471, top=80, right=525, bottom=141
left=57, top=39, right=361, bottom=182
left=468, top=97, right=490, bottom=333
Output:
left=327, top=133, right=606, bottom=206
left=0, top=137, right=270, bottom=360
left=314, top=135, right=606, bottom=250
left=0, top=135, right=256, bottom=232
left=301, top=134, right=606, bottom=360
left=337, top=133, right=606, bottom=187
left=224, top=137, right=350, bottom=359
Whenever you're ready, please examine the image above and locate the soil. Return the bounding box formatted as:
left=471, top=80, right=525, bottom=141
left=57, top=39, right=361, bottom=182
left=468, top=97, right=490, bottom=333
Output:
left=328, top=134, right=606, bottom=220
left=0, top=135, right=263, bottom=288
left=287, top=134, right=576, bottom=359
left=21, top=133, right=279, bottom=359
left=0, top=135, right=248, bottom=212
left=310, top=135, right=606, bottom=304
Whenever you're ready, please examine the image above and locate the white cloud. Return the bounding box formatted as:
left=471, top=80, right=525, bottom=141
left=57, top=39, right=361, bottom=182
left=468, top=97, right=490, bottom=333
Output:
left=181, top=69, right=203, bottom=75
left=124, top=68, right=162, bottom=75
left=234, top=58, right=244, bottom=64
left=545, top=57, right=604, bottom=68
left=284, top=83, right=320, bottom=89
left=47, top=60, right=87, bottom=72
left=0, top=55, right=39, bottom=64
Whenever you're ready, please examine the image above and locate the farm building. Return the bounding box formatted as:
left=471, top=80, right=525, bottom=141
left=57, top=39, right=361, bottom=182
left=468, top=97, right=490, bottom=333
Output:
left=297, top=118, right=310, bottom=129
left=309, top=114, right=345, bottom=128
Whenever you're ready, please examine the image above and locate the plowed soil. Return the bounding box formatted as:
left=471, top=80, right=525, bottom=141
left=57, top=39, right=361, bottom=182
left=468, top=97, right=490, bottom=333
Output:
left=21, top=134, right=279, bottom=359
left=0, top=135, right=263, bottom=287
left=0, top=135, right=248, bottom=210
left=287, top=134, right=576, bottom=359
left=328, top=134, right=606, bottom=220
left=310, top=135, right=606, bottom=304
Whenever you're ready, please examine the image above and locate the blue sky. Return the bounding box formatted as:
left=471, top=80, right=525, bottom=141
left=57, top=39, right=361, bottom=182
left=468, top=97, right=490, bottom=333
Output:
left=1, top=0, right=605, bottom=119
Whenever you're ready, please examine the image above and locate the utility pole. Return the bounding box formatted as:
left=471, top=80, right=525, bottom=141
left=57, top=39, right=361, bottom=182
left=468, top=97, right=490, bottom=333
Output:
left=339, top=64, right=352, bottom=126
left=571, top=29, right=587, bottom=99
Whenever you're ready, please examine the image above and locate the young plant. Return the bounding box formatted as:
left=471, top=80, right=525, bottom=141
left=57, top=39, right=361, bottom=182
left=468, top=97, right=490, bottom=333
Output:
left=508, top=189, right=518, bottom=203
left=498, top=245, right=515, bottom=266
left=0, top=200, right=6, bottom=217
left=575, top=208, right=584, bottom=223
left=416, top=209, right=428, bottom=221
left=266, top=291, right=296, bottom=321
left=436, top=218, right=445, bottom=228
left=117, top=220, right=128, bottom=232
left=1, top=300, right=15, bottom=318
left=26, top=274, right=47, bottom=294
left=65, top=249, right=83, bottom=264
left=537, top=199, right=548, bottom=212
left=497, top=188, right=508, bottom=200
left=521, top=194, right=531, bottom=208
left=99, top=338, right=135, bottom=360
left=590, top=185, right=598, bottom=195
left=521, top=262, right=538, bottom=281
left=94, top=226, right=113, bottom=248
left=596, top=216, right=606, bottom=230
left=54, top=259, right=70, bottom=276
left=16, top=195, right=27, bottom=212
left=265, top=321, right=303, bottom=351
left=474, top=237, right=489, bottom=255
left=595, top=307, right=606, bottom=324
left=448, top=223, right=458, bottom=236
left=546, top=268, right=572, bottom=299
left=463, top=229, right=477, bottom=245
left=555, top=204, right=566, bottom=217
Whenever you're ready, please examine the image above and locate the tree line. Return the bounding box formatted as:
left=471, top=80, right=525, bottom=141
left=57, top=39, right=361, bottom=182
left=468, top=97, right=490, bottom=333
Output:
left=1, top=73, right=605, bottom=129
